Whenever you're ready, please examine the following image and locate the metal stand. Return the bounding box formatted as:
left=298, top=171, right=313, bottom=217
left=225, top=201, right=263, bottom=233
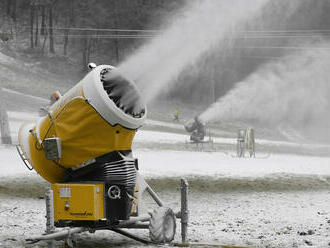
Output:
left=28, top=178, right=190, bottom=246
left=237, top=128, right=255, bottom=158
left=45, top=188, right=55, bottom=248
left=146, top=185, right=164, bottom=207
left=237, top=129, right=246, bottom=157
left=180, top=179, right=189, bottom=244
left=245, top=128, right=255, bottom=158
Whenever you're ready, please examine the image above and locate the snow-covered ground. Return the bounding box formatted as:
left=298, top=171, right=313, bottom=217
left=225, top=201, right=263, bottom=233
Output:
left=135, top=129, right=330, bottom=150
left=1, top=109, right=330, bottom=247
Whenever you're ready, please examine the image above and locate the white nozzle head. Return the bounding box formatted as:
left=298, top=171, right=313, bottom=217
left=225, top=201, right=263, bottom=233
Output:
left=88, top=62, right=97, bottom=70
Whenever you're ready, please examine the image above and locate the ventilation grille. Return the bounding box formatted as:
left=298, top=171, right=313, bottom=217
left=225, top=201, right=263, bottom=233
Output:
left=102, top=158, right=136, bottom=187
left=64, top=151, right=137, bottom=188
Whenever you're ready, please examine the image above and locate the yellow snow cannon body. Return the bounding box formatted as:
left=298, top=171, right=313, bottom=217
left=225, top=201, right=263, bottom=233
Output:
left=18, top=65, right=147, bottom=222
left=18, top=65, right=146, bottom=184
left=17, top=65, right=185, bottom=245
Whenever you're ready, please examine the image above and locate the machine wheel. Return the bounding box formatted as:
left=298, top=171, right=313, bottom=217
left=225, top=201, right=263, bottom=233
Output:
left=149, top=207, right=176, bottom=244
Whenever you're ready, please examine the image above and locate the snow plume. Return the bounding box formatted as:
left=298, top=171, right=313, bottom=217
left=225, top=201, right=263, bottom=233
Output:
left=199, top=42, right=330, bottom=132
left=118, top=0, right=270, bottom=103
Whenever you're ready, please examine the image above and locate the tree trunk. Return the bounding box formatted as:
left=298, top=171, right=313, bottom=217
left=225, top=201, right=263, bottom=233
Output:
left=11, top=0, right=16, bottom=22
left=42, top=32, right=48, bottom=53
left=69, top=0, right=76, bottom=47
left=35, top=6, right=39, bottom=47
left=87, top=37, right=92, bottom=63
left=48, top=4, right=55, bottom=53
left=64, top=0, right=74, bottom=55
left=113, top=1, right=120, bottom=64
left=41, top=5, right=46, bottom=35
left=63, top=17, right=69, bottom=55
left=63, top=0, right=73, bottom=56
left=82, top=30, right=92, bottom=71
left=69, top=0, right=74, bottom=25
left=30, top=4, right=34, bottom=49
left=82, top=31, right=88, bottom=70
left=6, top=0, right=11, bottom=16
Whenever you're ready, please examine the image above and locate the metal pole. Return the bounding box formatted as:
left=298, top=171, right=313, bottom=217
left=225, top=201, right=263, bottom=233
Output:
left=112, top=228, right=153, bottom=244
left=180, top=178, right=189, bottom=244
left=116, top=214, right=151, bottom=227
left=146, top=185, right=164, bottom=207
left=117, top=223, right=149, bottom=229
left=237, top=129, right=245, bottom=158
left=28, top=227, right=85, bottom=242
left=45, top=188, right=55, bottom=248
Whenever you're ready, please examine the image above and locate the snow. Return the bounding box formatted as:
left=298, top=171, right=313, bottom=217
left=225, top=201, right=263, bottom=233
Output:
left=135, top=129, right=330, bottom=151
left=4, top=142, right=330, bottom=180
left=1, top=111, right=330, bottom=247
left=135, top=149, right=330, bottom=178
left=0, top=146, right=30, bottom=176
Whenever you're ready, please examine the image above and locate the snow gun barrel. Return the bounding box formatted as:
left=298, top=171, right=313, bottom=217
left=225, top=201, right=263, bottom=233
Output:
left=17, top=65, right=146, bottom=183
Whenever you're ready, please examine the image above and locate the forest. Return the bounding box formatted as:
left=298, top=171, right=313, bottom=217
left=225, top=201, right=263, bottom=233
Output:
left=0, top=0, right=183, bottom=66
left=1, top=0, right=330, bottom=104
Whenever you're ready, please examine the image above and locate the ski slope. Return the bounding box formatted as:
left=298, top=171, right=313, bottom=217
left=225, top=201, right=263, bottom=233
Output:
left=1, top=109, right=330, bottom=248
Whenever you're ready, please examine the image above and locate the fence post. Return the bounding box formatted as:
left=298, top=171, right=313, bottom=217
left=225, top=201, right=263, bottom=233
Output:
left=0, top=87, right=12, bottom=145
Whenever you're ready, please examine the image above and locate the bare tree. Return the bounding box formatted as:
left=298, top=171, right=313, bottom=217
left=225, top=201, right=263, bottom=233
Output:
left=6, top=0, right=11, bottom=16
left=11, top=0, right=17, bottom=22
left=63, top=0, right=74, bottom=56
left=113, top=1, right=120, bottom=64
left=40, top=4, right=46, bottom=35
left=35, top=5, right=39, bottom=47
left=48, top=2, right=54, bottom=53
left=30, top=1, right=35, bottom=49
left=82, top=30, right=92, bottom=69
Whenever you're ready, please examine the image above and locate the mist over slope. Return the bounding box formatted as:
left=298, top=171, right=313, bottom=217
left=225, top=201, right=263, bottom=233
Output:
left=200, top=41, right=330, bottom=141
left=119, top=0, right=271, bottom=103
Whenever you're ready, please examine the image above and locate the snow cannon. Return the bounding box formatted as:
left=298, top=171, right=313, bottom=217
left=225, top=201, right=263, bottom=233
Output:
left=184, top=116, right=206, bottom=142
left=18, top=65, right=146, bottom=184
left=18, top=64, right=189, bottom=246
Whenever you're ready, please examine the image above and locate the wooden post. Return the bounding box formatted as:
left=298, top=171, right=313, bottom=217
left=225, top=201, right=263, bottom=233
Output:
left=0, top=88, right=12, bottom=145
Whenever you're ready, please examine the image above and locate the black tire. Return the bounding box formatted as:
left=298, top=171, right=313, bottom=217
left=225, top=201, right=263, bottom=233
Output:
left=149, top=207, right=176, bottom=244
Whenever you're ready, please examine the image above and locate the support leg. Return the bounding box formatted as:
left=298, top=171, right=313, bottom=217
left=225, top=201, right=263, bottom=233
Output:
left=45, top=188, right=55, bottom=248
left=180, top=179, right=189, bottom=244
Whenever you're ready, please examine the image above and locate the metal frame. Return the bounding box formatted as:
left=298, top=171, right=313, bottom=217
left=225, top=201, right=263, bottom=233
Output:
left=185, top=138, right=214, bottom=151
left=26, top=176, right=189, bottom=247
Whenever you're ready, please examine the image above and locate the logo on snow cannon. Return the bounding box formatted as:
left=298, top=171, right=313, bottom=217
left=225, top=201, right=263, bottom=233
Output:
left=17, top=65, right=146, bottom=183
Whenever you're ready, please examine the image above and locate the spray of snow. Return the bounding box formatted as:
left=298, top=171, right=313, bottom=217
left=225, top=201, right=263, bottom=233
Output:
left=199, top=42, right=330, bottom=132
left=118, top=0, right=271, bottom=103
